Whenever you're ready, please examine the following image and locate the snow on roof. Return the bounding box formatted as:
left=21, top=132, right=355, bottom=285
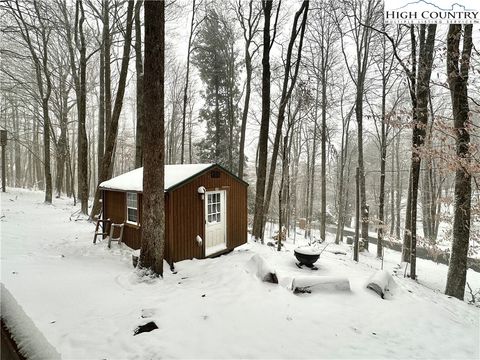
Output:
left=99, top=164, right=214, bottom=192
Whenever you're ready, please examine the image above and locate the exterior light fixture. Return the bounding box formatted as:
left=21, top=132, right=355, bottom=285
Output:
left=197, top=186, right=206, bottom=200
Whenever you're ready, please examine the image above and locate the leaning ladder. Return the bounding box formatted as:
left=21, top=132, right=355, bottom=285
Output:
left=93, top=218, right=111, bottom=244
left=108, top=223, right=125, bottom=248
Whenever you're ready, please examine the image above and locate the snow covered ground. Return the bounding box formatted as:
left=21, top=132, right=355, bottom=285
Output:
left=1, top=188, right=479, bottom=359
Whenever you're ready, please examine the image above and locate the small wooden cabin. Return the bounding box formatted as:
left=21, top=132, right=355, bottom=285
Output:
left=99, top=164, right=248, bottom=264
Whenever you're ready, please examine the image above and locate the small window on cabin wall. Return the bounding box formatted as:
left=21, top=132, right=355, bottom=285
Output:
left=126, top=192, right=138, bottom=224
left=207, top=192, right=221, bottom=223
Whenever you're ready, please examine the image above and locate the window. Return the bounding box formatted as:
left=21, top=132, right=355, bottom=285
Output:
left=207, top=193, right=221, bottom=223
left=126, top=192, right=138, bottom=224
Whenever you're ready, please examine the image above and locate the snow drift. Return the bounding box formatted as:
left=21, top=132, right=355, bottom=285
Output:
left=366, top=270, right=396, bottom=299
left=291, top=276, right=351, bottom=293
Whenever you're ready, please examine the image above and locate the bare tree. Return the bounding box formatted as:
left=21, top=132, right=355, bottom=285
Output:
left=234, top=0, right=261, bottom=178
left=90, top=1, right=134, bottom=219
left=445, top=24, right=473, bottom=300
left=8, top=0, right=54, bottom=203
left=180, top=0, right=202, bottom=164
left=305, top=0, right=337, bottom=242
left=405, top=24, right=437, bottom=279
left=263, top=1, right=309, bottom=237
left=338, top=0, right=382, bottom=250
left=134, top=0, right=144, bottom=168
left=251, top=0, right=277, bottom=242
left=59, top=0, right=89, bottom=213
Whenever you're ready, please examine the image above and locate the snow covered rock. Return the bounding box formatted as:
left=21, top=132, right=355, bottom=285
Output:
left=1, top=283, right=61, bottom=359
left=366, top=270, right=395, bottom=299
left=291, top=276, right=351, bottom=294
left=245, top=254, right=278, bottom=284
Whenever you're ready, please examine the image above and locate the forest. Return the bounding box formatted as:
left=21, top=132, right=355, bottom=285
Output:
left=1, top=0, right=479, bottom=303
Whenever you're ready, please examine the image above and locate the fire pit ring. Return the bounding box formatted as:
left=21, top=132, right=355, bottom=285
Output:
left=294, top=247, right=321, bottom=269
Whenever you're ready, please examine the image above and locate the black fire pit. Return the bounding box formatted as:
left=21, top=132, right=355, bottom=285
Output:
left=294, top=247, right=321, bottom=270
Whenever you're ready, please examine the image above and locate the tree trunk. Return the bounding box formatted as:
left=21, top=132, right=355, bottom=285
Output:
left=98, top=41, right=105, bottom=180
left=395, top=130, right=401, bottom=239
left=336, top=103, right=352, bottom=244
left=251, top=0, right=272, bottom=242
left=308, top=81, right=319, bottom=240
left=55, top=77, right=68, bottom=198
left=237, top=0, right=259, bottom=178
left=134, top=0, right=144, bottom=168
left=445, top=24, right=473, bottom=300
left=77, top=0, right=89, bottom=214
left=238, top=44, right=251, bottom=179
left=377, top=98, right=386, bottom=258
left=139, top=0, right=165, bottom=276
left=90, top=1, right=135, bottom=219
left=263, top=1, right=309, bottom=234
left=377, top=38, right=388, bottom=258
left=42, top=100, right=52, bottom=204
left=390, top=135, right=395, bottom=236
left=104, top=0, right=111, bottom=133
left=13, top=105, right=21, bottom=188
left=320, top=64, right=327, bottom=242
left=407, top=24, right=437, bottom=280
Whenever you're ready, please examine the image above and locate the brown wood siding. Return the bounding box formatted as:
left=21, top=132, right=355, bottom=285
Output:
left=103, top=190, right=142, bottom=250
left=102, top=165, right=247, bottom=264
left=168, top=166, right=247, bottom=263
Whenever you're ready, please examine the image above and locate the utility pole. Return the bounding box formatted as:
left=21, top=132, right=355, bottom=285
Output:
left=1, top=130, right=7, bottom=192
left=354, top=167, right=359, bottom=262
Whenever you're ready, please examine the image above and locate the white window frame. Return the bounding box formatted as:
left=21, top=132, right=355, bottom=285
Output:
left=126, top=192, right=139, bottom=225
left=207, top=192, right=221, bottom=224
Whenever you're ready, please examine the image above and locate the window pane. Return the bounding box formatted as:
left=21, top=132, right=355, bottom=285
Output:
left=127, top=193, right=137, bottom=208
left=128, top=208, right=137, bottom=223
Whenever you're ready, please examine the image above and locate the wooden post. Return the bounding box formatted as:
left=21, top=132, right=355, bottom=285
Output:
left=1, top=130, right=7, bottom=192
left=354, top=167, right=359, bottom=262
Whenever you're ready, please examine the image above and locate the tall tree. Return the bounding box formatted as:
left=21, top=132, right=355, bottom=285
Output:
left=372, top=22, right=397, bottom=258
left=59, top=0, right=89, bottom=213
left=192, top=8, right=241, bottom=171
left=263, top=0, right=309, bottom=236
left=180, top=0, right=201, bottom=164
left=306, top=0, right=337, bottom=241
left=251, top=0, right=276, bottom=242
left=234, top=0, right=261, bottom=179
left=139, top=0, right=165, bottom=276
left=90, top=1, right=134, bottom=219
left=134, top=0, right=144, bottom=168
left=404, top=24, right=437, bottom=279
left=338, top=0, right=381, bottom=250
left=9, top=0, right=54, bottom=203
left=335, top=80, right=354, bottom=244
left=445, top=24, right=473, bottom=300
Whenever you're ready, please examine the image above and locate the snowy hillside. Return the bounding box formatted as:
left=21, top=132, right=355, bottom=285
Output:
left=1, top=189, right=479, bottom=359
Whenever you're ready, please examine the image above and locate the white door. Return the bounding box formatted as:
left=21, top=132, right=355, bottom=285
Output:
left=205, top=190, right=227, bottom=256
